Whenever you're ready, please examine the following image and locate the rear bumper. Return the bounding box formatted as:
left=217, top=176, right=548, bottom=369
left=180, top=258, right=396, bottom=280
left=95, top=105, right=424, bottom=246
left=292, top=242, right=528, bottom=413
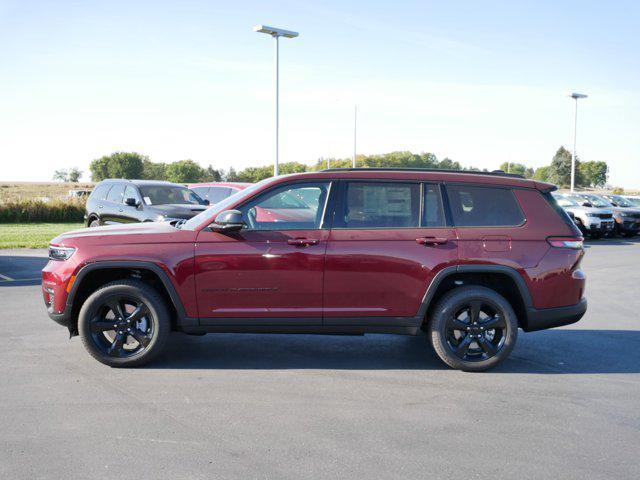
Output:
left=524, top=298, right=587, bottom=332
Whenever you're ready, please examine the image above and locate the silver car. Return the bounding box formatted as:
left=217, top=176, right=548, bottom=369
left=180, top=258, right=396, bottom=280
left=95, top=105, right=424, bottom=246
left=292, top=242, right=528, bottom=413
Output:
left=553, top=193, right=614, bottom=238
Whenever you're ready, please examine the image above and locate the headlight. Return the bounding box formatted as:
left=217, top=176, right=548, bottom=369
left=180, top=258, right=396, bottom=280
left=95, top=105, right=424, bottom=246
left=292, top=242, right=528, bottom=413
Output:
left=618, top=212, right=630, bottom=217
left=49, top=245, right=76, bottom=261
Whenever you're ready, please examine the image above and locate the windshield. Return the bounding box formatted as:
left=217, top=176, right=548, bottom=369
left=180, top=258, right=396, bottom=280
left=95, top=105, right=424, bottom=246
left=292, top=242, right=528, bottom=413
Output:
left=581, top=195, right=612, bottom=208
left=138, top=185, right=205, bottom=206
left=554, top=195, right=579, bottom=207
left=625, top=197, right=640, bottom=206
left=608, top=195, right=634, bottom=207
left=182, top=179, right=267, bottom=230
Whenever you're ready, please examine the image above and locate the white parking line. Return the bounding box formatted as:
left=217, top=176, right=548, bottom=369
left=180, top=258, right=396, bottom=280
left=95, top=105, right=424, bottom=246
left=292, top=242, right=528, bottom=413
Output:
left=0, top=273, right=14, bottom=281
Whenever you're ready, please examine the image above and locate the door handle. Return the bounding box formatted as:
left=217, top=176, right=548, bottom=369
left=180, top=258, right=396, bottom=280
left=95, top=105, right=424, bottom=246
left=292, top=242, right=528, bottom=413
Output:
left=416, top=236, right=448, bottom=246
left=98, top=205, right=103, bottom=209
left=287, top=238, right=319, bottom=247
left=118, top=209, right=124, bottom=212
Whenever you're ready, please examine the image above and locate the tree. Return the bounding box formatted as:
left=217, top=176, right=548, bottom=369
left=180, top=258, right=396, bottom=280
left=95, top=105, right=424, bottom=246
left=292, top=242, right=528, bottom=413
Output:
left=165, top=160, right=206, bottom=183
left=579, top=161, right=608, bottom=188
left=547, top=146, right=584, bottom=187
left=533, top=166, right=551, bottom=182
left=142, top=160, right=168, bottom=181
left=53, top=169, right=69, bottom=182
left=90, top=152, right=146, bottom=181
left=204, top=165, right=222, bottom=182
left=68, top=167, right=82, bottom=182
left=499, top=162, right=531, bottom=177
left=224, top=167, right=240, bottom=181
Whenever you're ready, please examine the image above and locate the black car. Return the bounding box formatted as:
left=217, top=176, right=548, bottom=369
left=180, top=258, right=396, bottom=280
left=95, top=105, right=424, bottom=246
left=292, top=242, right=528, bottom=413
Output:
left=85, top=179, right=209, bottom=227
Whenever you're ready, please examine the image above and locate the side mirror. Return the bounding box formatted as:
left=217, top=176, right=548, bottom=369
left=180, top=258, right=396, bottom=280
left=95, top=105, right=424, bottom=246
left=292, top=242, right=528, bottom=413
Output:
left=204, top=199, right=210, bottom=206
left=210, top=210, right=244, bottom=232
left=581, top=202, right=592, bottom=208
left=125, top=197, right=140, bottom=207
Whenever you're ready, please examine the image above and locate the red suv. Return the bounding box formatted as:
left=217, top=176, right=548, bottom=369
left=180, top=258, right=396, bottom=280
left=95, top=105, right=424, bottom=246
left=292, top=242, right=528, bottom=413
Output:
left=42, top=169, right=586, bottom=371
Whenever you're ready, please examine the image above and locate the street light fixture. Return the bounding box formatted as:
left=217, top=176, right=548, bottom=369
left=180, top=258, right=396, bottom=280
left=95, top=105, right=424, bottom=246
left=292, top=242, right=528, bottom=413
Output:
left=569, top=92, right=588, bottom=192
left=254, top=24, right=299, bottom=176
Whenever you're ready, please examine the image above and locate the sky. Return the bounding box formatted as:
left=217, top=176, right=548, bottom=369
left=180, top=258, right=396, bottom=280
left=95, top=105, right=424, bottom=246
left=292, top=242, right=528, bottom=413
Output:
left=1, top=0, right=639, bottom=187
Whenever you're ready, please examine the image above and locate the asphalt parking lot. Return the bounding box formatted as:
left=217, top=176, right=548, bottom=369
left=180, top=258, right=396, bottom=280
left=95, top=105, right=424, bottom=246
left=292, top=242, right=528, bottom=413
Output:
left=1, top=241, right=639, bottom=480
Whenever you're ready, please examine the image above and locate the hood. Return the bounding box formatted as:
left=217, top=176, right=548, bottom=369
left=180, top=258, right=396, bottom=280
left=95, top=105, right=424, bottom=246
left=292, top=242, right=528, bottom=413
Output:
left=149, top=204, right=208, bottom=219
left=563, top=206, right=614, bottom=215
left=50, top=222, right=196, bottom=247
left=607, top=207, right=640, bottom=216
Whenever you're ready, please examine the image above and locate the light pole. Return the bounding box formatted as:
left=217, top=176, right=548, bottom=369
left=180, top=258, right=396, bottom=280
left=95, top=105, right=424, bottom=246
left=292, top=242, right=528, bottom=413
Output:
left=569, top=92, right=588, bottom=192
left=353, top=105, right=357, bottom=168
left=254, top=25, right=299, bottom=176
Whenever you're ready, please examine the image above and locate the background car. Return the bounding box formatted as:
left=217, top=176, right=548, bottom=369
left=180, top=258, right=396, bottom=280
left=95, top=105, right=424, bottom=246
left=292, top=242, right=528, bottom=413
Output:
left=553, top=193, right=614, bottom=238
left=85, top=179, right=209, bottom=227
left=622, top=195, right=640, bottom=207
left=569, top=193, right=640, bottom=237
left=188, top=182, right=251, bottom=205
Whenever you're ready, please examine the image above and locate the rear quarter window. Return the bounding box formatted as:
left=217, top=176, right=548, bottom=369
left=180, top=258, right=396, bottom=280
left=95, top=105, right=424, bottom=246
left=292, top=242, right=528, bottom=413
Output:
left=446, top=185, right=525, bottom=227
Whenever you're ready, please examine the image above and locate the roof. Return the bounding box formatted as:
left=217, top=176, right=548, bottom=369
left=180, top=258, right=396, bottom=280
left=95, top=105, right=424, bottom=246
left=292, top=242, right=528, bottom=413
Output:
left=264, top=169, right=554, bottom=191
left=98, top=179, right=185, bottom=186
left=188, top=182, right=252, bottom=189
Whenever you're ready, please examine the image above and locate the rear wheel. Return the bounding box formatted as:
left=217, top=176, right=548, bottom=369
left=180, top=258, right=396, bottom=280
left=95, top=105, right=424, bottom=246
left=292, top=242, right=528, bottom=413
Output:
left=428, top=286, right=518, bottom=372
left=78, top=280, right=171, bottom=367
left=89, top=218, right=100, bottom=228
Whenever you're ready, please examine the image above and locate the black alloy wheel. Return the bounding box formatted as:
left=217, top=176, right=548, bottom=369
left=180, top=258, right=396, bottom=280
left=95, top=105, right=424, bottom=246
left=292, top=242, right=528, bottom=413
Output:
left=428, top=286, right=518, bottom=372
left=445, top=300, right=507, bottom=362
left=78, top=280, right=170, bottom=367
left=89, top=295, right=154, bottom=358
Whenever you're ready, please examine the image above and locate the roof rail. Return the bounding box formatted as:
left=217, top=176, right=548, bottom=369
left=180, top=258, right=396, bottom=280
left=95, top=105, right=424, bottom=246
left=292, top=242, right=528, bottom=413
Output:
left=320, top=167, right=525, bottom=179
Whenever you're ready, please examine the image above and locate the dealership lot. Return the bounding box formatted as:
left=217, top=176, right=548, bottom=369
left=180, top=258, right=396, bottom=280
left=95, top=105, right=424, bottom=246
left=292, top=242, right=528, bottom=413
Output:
left=1, top=241, right=639, bottom=479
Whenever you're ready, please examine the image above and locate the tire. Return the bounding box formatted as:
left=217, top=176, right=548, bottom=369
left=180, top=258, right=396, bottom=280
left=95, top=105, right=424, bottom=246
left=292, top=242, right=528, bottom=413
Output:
left=590, top=233, right=602, bottom=239
left=428, top=286, right=518, bottom=372
left=78, top=280, right=171, bottom=367
left=623, top=232, right=637, bottom=238
left=89, top=218, right=100, bottom=228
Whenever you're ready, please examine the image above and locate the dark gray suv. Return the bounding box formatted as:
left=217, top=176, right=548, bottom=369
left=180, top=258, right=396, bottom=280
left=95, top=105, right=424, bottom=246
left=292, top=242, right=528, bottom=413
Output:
left=85, top=179, right=209, bottom=227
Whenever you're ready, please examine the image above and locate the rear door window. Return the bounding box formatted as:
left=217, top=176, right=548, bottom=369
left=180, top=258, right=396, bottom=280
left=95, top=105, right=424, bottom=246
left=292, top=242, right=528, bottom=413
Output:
left=190, top=186, right=210, bottom=199
left=446, top=185, right=524, bottom=227
left=423, top=184, right=445, bottom=227
left=208, top=187, right=232, bottom=204
left=106, top=184, right=126, bottom=204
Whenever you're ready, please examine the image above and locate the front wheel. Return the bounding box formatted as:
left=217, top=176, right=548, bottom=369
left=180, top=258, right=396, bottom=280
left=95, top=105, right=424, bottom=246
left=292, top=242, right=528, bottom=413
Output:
left=428, top=286, right=518, bottom=372
left=78, top=280, right=171, bottom=367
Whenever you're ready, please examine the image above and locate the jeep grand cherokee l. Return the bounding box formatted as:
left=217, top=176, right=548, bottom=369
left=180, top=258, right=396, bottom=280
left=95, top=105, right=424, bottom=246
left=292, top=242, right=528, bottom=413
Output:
left=43, top=169, right=587, bottom=371
left=85, top=179, right=209, bottom=227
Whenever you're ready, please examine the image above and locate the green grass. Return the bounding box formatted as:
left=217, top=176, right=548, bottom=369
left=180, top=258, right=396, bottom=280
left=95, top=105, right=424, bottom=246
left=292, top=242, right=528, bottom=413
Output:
left=0, top=223, right=84, bottom=249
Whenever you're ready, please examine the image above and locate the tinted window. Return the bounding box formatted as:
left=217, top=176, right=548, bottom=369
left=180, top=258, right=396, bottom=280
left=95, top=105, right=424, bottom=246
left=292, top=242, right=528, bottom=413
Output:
left=190, top=187, right=210, bottom=199
left=90, top=184, right=111, bottom=201
left=209, top=187, right=232, bottom=204
left=106, top=184, right=126, bottom=203
left=138, top=185, right=204, bottom=205
left=340, top=182, right=420, bottom=228
left=240, top=182, right=330, bottom=231
left=446, top=185, right=524, bottom=227
left=423, top=184, right=445, bottom=227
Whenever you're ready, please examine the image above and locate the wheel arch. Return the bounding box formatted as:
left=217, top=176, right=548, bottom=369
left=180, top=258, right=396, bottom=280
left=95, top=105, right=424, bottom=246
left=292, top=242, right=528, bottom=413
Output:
left=419, top=265, right=533, bottom=330
left=65, top=261, right=191, bottom=335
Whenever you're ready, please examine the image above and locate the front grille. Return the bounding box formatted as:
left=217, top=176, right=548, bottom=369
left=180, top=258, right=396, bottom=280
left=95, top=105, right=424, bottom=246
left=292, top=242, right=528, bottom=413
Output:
left=597, top=213, right=613, bottom=219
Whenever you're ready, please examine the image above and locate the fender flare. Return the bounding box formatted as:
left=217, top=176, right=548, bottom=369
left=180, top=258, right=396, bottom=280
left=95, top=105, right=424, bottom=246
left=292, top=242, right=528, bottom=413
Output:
left=416, top=264, right=533, bottom=321
left=66, top=261, right=190, bottom=324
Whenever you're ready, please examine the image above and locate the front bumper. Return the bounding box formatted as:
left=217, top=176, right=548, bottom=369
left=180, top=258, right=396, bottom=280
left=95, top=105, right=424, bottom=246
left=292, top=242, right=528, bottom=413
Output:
left=524, top=298, right=587, bottom=332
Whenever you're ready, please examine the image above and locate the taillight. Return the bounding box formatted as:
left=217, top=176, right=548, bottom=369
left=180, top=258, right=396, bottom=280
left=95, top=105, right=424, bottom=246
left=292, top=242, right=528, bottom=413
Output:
left=547, top=236, right=583, bottom=249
